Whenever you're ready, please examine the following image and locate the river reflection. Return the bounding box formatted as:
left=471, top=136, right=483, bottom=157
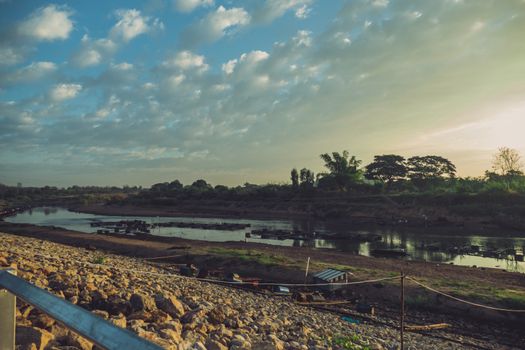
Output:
left=6, top=207, right=525, bottom=273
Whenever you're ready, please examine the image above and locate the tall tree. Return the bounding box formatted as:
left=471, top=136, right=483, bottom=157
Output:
left=365, top=155, right=407, bottom=184
left=492, top=147, right=523, bottom=176
left=290, top=168, right=299, bottom=188
left=490, top=147, right=524, bottom=191
left=299, top=168, right=315, bottom=188
left=319, top=151, right=363, bottom=191
left=407, top=156, right=456, bottom=181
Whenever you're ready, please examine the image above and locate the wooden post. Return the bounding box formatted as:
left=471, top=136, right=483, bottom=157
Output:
left=304, top=257, right=310, bottom=285
left=400, top=271, right=405, bottom=350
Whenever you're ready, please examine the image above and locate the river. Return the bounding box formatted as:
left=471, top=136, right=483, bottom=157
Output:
left=6, top=207, right=525, bottom=273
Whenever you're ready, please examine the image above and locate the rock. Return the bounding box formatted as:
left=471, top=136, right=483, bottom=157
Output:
left=160, top=328, right=183, bottom=343
left=109, top=315, right=127, bottom=328
left=15, top=326, right=55, bottom=350
left=65, top=331, right=93, bottom=350
left=155, top=293, right=185, bottom=318
left=18, top=343, right=37, bottom=350
left=33, top=313, right=55, bottom=329
left=130, top=293, right=156, bottom=312
left=205, top=338, right=228, bottom=350
left=181, top=308, right=204, bottom=324
left=0, top=255, right=9, bottom=266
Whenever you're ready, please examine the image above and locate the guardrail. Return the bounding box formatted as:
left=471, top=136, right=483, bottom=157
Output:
left=0, top=268, right=163, bottom=350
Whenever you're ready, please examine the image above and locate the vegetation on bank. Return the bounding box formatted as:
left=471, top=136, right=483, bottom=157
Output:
left=2, top=147, right=525, bottom=219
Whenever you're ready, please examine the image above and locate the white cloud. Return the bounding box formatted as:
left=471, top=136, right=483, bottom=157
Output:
left=110, top=9, right=163, bottom=42
left=222, top=59, right=237, bottom=74
left=295, top=5, right=311, bottom=19
left=293, top=30, right=312, bottom=47
left=240, top=50, right=270, bottom=64
left=72, top=36, right=117, bottom=67
left=0, top=46, right=25, bottom=66
left=182, top=6, right=250, bottom=46
left=253, top=0, right=311, bottom=23
left=18, top=5, right=73, bottom=41
left=49, top=83, right=82, bottom=102
left=163, top=51, right=208, bottom=71
left=371, top=0, right=389, bottom=8
left=174, top=0, right=214, bottom=13
left=111, top=62, right=134, bottom=71
left=10, top=61, right=57, bottom=82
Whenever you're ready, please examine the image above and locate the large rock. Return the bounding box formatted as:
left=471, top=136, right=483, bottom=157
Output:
left=154, top=293, right=185, bottom=318
left=15, top=326, right=55, bottom=350
left=65, top=331, right=93, bottom=350
left=205, top=338, right=228, bottom=350
left=130, top=293, right=156, bottom=312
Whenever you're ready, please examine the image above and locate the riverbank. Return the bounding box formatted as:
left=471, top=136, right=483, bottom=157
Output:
left=2, top=231, right=524, bottom=349
left=2, top=220, right=525, bottom=311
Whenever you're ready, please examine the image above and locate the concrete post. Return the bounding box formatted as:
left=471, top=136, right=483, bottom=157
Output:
left=0, top=268, right=17, bottom=350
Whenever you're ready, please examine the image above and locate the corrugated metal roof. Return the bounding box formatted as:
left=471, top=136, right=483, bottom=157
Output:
left=313, top=268, right=347, bottom=282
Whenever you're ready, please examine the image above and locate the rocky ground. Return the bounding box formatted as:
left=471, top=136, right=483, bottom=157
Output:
left=0, top=232, right=521, bottom=350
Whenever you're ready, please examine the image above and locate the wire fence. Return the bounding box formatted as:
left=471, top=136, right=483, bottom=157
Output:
left=22, top=251, right=525, bottom=313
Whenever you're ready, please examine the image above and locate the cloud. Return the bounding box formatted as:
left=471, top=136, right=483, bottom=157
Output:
left=162, top=50, right=208, bottom=71
left=110, top=9, right=163, bottom=42
left=2, top=0, right=525, bottom=186
left=5, top=61, right=57, bottom=85
left=49, top=83, right=82, bottom=102
left=252, top=0, right=312, bottom=23
left=18, top=5, right=73, bottom=41
left=0, top=46, right=26, bottom=66
left=174, top=0, right=214, bottom=13
left=295, top=5, right=311, bottom=19
left=181, top=6, right=250, bottom=47
left=71, top=35, right=117, bottom=68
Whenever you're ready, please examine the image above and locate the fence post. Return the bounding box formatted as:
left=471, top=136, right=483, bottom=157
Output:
left=0, top=268, right=17, bottom=350
left=400, top=271, right=405, bottom=350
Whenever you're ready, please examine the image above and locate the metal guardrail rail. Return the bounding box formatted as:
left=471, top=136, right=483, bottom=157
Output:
left=0, top=268, right=163, bottom=350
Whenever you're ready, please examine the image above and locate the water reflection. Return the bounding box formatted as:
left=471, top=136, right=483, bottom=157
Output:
left=6, top=207, right=525, bottom=273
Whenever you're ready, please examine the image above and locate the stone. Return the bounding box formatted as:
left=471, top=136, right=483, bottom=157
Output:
left=155, top=293, right=186, bottom=318
left=109, top=315, right=127, bottom=328
left=160, top=328, right=183, bottom=343
left=91, top=309, right=109, bottom=320
left=205, top=338, right=228, bottom=350
left=130, top=293, right=156, bottom=312
left=15, top=326, right=55, bottom=350
left=65, top=331, right=93, bottom=350
left=33, top=314, right=56, bottom=329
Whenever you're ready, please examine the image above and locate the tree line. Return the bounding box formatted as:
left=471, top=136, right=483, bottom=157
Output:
left=289, top=147, right=523, bottom=193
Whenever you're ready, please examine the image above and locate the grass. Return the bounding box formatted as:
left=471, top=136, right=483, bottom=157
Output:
left=331, top=334, right=371, bottom=350
left=205, top=246, right=525, bottom=311
left=91, top=256, right=106, bottom=264
left=207, top=247, right=295, bottom=267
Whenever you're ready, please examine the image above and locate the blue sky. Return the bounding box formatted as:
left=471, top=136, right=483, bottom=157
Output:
left=1, top=0, right=525, bottom=187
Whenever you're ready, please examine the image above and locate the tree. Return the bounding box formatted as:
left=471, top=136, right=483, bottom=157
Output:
left=191, top=179, right=211, bottom=189
left=407, top=155, right=456, bottom=181
left=490, top=147, right=524, bottom=191
left=365, top=155, right=407, bottom=184
left=318, top=151, right=363, bottom=191
left=168, top=180, right=183, bottom=191
left=290, top=168, right=299, bottom=188
left=492, top=147, right=523, bottom=176
left=299, top=168, right=315, bottom=189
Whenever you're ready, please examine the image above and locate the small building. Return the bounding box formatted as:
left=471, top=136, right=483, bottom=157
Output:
left=312, top=268, right=353, bottom=292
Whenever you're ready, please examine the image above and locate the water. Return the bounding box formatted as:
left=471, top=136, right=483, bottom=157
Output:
left=6, top=207, right=525, bottom=273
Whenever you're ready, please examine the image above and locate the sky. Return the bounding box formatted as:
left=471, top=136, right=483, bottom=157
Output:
left=1, top=0, right=525, bottom=187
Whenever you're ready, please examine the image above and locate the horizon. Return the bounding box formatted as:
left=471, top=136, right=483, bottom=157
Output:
left=1, top=1, right=525, bottom=187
